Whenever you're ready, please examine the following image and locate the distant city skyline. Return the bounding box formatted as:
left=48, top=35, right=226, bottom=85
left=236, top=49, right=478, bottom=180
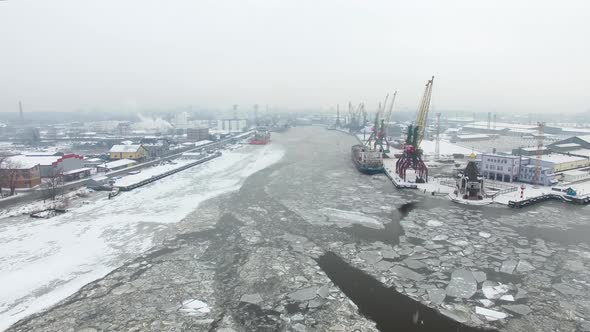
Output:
left=0, top=0, right=589, bottom=113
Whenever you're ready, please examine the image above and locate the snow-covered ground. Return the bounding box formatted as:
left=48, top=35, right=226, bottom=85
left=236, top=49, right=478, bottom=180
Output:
left=0, top=144, right=285, bottom=331
left=420, top=139, right=477, bottom=156
left=113, top=159, right=195, bottom=187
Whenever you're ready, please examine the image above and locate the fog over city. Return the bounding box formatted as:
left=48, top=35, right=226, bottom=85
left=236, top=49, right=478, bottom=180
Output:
left=1, top=0, right=589, bottom=113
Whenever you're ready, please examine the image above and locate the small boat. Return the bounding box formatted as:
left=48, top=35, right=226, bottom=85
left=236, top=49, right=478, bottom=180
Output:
left=108, top=187, right=120, bottom=199
left=128, top=170, right=141, bottom=175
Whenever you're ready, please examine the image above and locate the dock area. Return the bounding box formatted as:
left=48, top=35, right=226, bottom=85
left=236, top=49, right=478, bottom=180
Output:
left=114, top=152, right=222, bottom=191
left=383, top=158, right=418, bottom=189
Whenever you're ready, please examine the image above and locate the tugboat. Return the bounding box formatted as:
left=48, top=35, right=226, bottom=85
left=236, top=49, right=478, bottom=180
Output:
left=351, top=144, right=384, bottom=174
left=250, top=127, right=271, bottom=145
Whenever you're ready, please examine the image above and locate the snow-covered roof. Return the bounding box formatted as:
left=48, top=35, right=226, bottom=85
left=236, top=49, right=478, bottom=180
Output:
left=521, top=146, right=549, bottom=152
left=528, top=154, right=589, bottom=164
left=101, top=159, right=137, bottom=169
left=62, top=167, right=92, bottom=175
left=561, top=127, right=590, bottom=134
left=456, top=134, right=490, bottom=139
left=464, top=122, right=538, bottom=130
left=194, top=140, right=213, bottom=147
left=23, top=151, right=61, bottom=156
left=577, top=135, right=590, bottom=144
left=508, top=128, right=536, bottom=134
left=554, top=143, right=581, bottom=148
left=109, top=144, right=142, bottom=153
left=5, top=155, right=61, bottom=169
left=481, top=153, right=520, bottom=159
left=562, top=169, right=587, bottom=176
left=567, top=149, right=590, bottom=157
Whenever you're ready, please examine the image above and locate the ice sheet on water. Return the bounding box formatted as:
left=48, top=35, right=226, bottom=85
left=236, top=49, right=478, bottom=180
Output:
left=500, top=260, right=518, bottom=274
left=427, top=288, right=446, bottom=305
left=475, top=306, right=508, bottom=321
left=503, top=304, right=532, bottom=316
left=516, top=260, right=536, bottom=273
left=179, top=299, right=210, bottom=316
left=482, top=281, right=512, bottom=300
left=390, top=265, right=425, bottom=281
left=426, top=220, right=443, bottom=227
left=321, top=208, right=384, bottom=230
left=240, top=293, right=263, bottom=305
left=478, top=231, right=491, bottom=239
left=472, top=271, right=487, bottom=283
left=445, top=269, right=477, bottom=299
left=0, top=145, right=286, bottom=330
left=432, top=234, right=448, bottom=241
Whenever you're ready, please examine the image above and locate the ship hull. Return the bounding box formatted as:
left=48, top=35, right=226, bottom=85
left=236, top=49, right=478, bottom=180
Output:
left=250, top=139, right=270, bottom=145
left=354, top=161, right=384, bottom=174
left=351, top=144, right=384, bottom=174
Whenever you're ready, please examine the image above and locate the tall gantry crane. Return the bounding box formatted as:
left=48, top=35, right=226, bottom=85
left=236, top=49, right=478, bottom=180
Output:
left=367, top=94, right=389, bottom=149
left=395, top=76, right=435, bottom=183
left=368, top=92, right=397, bottom=153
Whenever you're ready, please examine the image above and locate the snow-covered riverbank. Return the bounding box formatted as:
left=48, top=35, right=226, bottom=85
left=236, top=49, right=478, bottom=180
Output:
left=0, top=144, right=285, bottom=331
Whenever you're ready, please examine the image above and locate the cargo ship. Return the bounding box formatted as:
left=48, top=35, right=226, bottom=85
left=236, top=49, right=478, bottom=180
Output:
left=351, top=144, right=384, bottom=174
left=250, top=127, right=271, bottom=145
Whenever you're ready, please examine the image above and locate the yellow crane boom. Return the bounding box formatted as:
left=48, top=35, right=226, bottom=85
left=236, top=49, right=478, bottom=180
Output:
left=415, top=76, right=434, bottom=148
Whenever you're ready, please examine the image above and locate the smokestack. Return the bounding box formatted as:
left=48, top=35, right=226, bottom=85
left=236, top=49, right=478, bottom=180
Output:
left=19, top=101, right=23, bottom=121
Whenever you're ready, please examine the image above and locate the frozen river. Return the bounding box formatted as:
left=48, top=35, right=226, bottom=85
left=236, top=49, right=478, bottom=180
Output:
left=0, top=144, right=285, bottom=331
left=3, top=126, right=590, bottom=332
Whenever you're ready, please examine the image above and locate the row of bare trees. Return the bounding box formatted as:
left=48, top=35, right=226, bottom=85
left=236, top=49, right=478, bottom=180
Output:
left=1, top=155, right=64, bottom=200
left=0, top=155, right=21, bottom=198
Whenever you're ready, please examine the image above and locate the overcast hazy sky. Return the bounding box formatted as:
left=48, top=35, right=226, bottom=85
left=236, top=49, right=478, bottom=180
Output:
left=0, top=0, right=588, bottom=114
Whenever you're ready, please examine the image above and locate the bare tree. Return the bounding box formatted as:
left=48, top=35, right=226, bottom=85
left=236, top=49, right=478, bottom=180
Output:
left=45, top=167, right=64, bottom=201
left=0, top=158, right=23, bottom=197
left=0, top=155, right=6, bottom=198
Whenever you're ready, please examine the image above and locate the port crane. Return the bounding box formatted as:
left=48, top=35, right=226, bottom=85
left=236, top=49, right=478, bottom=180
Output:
left=395, top=76, right=434, bottom=183
left=366, top=92, right=398, bottom=153
left=347, top=102, right=365, bottom=133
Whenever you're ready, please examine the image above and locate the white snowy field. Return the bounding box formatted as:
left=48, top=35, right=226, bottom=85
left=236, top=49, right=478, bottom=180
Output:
left=420, top=139, right=477, bottom=156
left=113, top=158, right=195, bottom=187
left=0, top=144, right=284, bottom=331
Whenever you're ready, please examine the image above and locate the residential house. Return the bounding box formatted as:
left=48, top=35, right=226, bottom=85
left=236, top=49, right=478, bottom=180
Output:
left=109, top=144, right=146, bottom=161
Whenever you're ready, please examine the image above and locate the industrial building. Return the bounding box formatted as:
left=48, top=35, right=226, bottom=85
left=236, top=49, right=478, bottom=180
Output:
left=462, top=122, right=539, bottom=137
left=1, top=153, right=89, bottom=187
left=512, top=146, right=551, bottom=156
left=476, top=154, right=521, bottom=182
left=0, top=163, right=41, bottom=189
left=217, top=119, right=247, bottom=133
left=455, top=134, right=493, bottom=142
left=476, top=153, right=590, bottom=186
left=187, top=127, right=210, bottom=141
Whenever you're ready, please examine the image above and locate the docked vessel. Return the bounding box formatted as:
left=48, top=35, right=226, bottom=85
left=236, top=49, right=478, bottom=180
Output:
left=351, top=144, right=384, bottom=174
left=250, top=127, right=271, bottom=145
